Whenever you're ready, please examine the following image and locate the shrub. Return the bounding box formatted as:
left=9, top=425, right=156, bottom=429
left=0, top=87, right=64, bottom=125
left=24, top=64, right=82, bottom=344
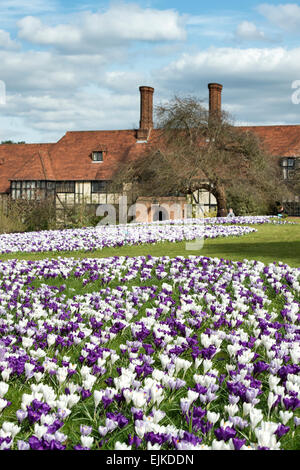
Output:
left=23, top=197, right=57, bottom=232
left=203, top=208, right=217, bottom=218
left=0, top=197, right=56, bottom=233
left=226, top=188, right=273, bottom=216
left=62, top=200, right=101, bottom=229
left=0, top=206, right=26, bottom=233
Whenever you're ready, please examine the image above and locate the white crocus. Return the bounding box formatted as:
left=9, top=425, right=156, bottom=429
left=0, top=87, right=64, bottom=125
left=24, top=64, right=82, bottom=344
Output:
left=195, top=357, right=203, bottom=369
left=67, top=394, right=80, bottom=408
left=135, top=420, right=147, bottom=439
left=267, top=392, right=278, bottom=411
left=207, top=411, right=220, bottom=424
left=211, top=439, right=231, bottom=450
left=249, top=408, right=263, bottom=430
left=1, top=369, right=11, bottom=382
left=152, top=409, right=166, bottom=424
left=255, top=421, right=280, bottom=449
left=132, top=391, right=147, bottom=408
left=0, top=382, right=8, bottom=398
left=115, top=442, right=132, bottom=450
left=187, top=390, right=199, bottom=403
left=243, top=402, right=253, bottom=417
left=147, top=442, right=161, bottom=450
left=56, top=367, right=68, bottom=385
left=225, top=404, right=239, bottom=417
left=279, top=411, right=293, bottom=425
left=0, top=399, right=7, bottom=412
left=203, top=359, right=213, bottom=373
left=81, top=435, right=94, bottom=449
left=34, top=423, right=48, bottom=439
left=94, top=390, right=104, bottom=408
left=1, top=422, right=21, bottom=438
left=268, top=375, right=281, bottom=390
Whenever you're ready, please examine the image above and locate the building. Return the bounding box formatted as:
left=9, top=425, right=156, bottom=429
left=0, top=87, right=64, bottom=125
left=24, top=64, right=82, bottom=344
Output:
left=0, top=84, right=299, bottom=224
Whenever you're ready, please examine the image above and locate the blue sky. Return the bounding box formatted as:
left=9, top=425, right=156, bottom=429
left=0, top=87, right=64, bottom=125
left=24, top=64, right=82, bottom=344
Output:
left=0, top=0, right=300, bottom=142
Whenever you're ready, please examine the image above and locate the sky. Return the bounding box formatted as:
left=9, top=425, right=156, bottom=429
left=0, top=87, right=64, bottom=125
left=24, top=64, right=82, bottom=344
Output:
left=0, top=0, right=300, bottom=142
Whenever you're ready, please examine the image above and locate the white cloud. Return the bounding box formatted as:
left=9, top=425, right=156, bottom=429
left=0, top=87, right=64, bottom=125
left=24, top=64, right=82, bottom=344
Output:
left=1, top=86, right=143, bottom=142
left=18, top=16, right=81, bottom=47
left=157, top=47, right=300, bottom=82
left=0, top=40, right=147, bottom=141
left=257, top=3, right=300, bottom=32
left=84, top=4, right=186, bottom=41
left=235, top=21, right=267, bottom=41
left=0, top=49, right=110, bottom=93
left=0, top=29, right=19, bottom=49
left=17, top=3, right=186, bottom=53
left=154, top=46, right=300, bottom=125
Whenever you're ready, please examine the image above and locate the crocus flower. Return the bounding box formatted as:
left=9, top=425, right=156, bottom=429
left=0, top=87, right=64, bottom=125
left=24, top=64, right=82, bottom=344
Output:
left=80, top=425, right=92, bottom=436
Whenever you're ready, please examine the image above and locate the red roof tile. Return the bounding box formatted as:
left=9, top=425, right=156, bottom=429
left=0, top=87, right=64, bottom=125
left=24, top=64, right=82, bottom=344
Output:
left=44, top=129, right=152, bottom=182
left=1, top=124, right=300, bottom=192
left=0, top=143, right=54, bottom=192
left=237, top=125, right=300, bottom=157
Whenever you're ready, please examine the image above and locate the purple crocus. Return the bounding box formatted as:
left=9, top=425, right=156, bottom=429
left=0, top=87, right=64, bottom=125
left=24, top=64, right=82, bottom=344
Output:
left=128, top=434, right=142, bottom=449
left=275, top=424, right=290, bottom=439
left=214, top=426, right=237, bottom=442
left=232, top=437, right=246, bottom=450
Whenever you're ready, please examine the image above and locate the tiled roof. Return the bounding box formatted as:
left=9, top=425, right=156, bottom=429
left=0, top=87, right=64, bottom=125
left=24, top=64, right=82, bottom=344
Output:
left=1, top=124, right=300, bottom=192
left=0, top=143, right=53, bottom=193
left=48, top=130, right=149, bottom=181
left=237, top=125, right=300, bottom=157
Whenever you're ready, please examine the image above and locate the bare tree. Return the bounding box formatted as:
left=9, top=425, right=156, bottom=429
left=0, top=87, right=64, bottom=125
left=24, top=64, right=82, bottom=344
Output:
left=114, top=95, right=288, bottom=217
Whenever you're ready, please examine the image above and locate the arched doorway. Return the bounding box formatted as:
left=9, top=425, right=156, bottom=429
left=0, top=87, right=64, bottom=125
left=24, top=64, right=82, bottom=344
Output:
left=152, top=206, right=169, bottom=222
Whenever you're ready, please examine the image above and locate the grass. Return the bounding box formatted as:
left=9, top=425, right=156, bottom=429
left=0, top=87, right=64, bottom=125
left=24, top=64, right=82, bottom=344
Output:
left=0, top=221, right=299, bottom=267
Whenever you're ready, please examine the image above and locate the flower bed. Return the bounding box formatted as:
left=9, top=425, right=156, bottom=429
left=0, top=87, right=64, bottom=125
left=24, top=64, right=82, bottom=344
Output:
left=0, top=255, right=299, bottom=450
left=0, top=223, right=256, bottom=254
left=132, top=215, right=292, bottom=226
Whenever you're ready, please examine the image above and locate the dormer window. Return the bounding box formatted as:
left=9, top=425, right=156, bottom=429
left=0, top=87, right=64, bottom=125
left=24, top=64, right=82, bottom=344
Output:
left=92, top=151, right=103, bottom=162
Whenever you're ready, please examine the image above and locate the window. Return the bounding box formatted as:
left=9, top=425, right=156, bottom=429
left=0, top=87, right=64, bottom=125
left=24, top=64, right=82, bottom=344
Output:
left=281, top=158, right=295, bottom=179
left=283, top=201, right=300, bottom=216
left=11, top=180, right=49, bottom=200
left=91, top=180, right=110, bottom=193
left=92, top=151, right=103, bottom=162
left=56, top=181, right=75, bottom=193
left=281, top=158, right=295, bottom=167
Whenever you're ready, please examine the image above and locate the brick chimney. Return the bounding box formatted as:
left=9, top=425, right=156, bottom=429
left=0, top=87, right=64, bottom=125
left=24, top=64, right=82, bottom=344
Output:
left=137, top=86, right=154, bottom=140
left=208, top=83, right=223, bottom=119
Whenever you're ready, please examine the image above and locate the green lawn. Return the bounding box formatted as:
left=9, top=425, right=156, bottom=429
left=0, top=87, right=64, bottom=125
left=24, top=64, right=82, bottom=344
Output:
left=0, top=221, right=300, bottom=267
